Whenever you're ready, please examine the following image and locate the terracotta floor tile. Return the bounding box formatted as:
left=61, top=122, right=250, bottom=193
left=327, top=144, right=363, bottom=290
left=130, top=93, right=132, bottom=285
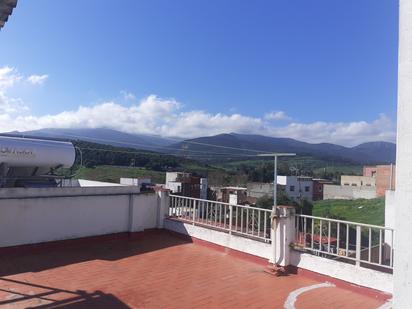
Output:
left=0, top=230, right=389, bottom=308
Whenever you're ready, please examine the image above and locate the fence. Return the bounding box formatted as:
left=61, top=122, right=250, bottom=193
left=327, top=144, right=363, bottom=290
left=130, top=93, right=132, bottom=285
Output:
left=294, top=214, right=394, bottom=270
left=169, top=195, right=272, bottom=242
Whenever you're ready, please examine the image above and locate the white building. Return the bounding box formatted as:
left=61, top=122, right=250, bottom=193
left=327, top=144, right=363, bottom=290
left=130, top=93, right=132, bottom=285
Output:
left=165, top=172, right=191, bottom=187
left=165, top=172, right=208, bottom=199
left=277, top=176, right=313, bottom=202
left=200, top=178, right=208, bottom=200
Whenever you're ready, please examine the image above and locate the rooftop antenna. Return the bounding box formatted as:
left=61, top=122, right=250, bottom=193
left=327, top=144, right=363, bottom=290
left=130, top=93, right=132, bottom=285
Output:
left=257, top=153, right=296, bottom=208
left=257, top=153, right=296, bottom=269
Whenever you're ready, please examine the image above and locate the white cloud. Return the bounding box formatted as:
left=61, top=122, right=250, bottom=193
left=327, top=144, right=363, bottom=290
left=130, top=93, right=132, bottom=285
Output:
left=0, top=66, right=28, bottom=115
left=264, top=111, right=292, bottom=121
left=0, top=66, right=396, bottom=146
left=0, top=96, right=394, bottom=146
left=271, top=114, right=396, bottom=146
left=0, top=66, right=22, bottom=89
left=120, top=90, right=136, bottom=101
left=27, top=74, right=48, bottom=85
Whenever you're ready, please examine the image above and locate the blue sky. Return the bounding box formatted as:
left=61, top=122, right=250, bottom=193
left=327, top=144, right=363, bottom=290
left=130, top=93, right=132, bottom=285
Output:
left=0, top=0, right=399, bottom=145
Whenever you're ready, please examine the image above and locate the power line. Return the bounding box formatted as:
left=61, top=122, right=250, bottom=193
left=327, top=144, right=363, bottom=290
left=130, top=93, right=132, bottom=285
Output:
left=158, top=133, right=264, bottom=153
left=3, top=130, right=288, bottom=159
left=77, top=146, right=258, bottom=158
left=0, top=133, right=263, bottom=159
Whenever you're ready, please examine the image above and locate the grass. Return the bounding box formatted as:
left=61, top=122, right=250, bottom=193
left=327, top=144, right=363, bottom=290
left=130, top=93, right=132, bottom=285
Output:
left=312, top=165, right=362, bottom=177
left=74, top=166, right=166, bottom=184
left=213, top=157, right=362, bottom=176
left=180, top=162, right=223, bottom=176
left=312, top=198, right=385, bottom=226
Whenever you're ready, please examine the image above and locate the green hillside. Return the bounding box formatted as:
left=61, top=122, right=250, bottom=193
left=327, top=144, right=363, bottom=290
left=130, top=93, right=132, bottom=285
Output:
left=213, top=157, right=361, bottom=183
left=74, top=166, right=166, bottom=184
left=312, top=198, right=385, bottom=226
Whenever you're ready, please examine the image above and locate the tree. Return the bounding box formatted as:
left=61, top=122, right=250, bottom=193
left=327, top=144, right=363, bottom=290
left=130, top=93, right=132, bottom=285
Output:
left=255, top=191, right=297, bottom=210
left=295, top=199, right=313, bottom=215
left=256, top=193, right=313, bottom=217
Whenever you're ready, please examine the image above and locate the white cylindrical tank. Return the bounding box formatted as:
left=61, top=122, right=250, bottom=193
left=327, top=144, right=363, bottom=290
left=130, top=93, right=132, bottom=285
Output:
left=0, top=136, right=75, bottom=169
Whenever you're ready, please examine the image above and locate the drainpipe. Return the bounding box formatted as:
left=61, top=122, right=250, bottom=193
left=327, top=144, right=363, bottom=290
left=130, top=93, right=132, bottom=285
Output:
left=270, top=209, right=279, bottom=265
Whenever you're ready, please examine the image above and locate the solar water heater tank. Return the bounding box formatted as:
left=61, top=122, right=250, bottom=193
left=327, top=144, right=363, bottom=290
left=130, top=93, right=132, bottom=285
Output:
left=0, top=136, right=76, bottom=187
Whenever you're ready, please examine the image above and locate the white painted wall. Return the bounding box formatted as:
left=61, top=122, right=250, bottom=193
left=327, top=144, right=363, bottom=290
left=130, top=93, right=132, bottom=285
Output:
left=200, top=178, right=208, bottom=199
left=229, top=194, right=238, bottom=205
left=120, top=178, right=151, bottom=186
left=277, top=176, right=313, bottom=201
left=166, top=181, right=182, bottom=194
left=290, top=252, right=393, bottom=294
left=61, top=179, right=125, bottom=187
left=165, top=172, right=190, bottom=185
left=78, top=179, right=125, bottom=187
left=0, top=187, right=161, bottom=247
left=164, top=219, right=272, bottom=259
left=394, top=0, right=412, bottom=306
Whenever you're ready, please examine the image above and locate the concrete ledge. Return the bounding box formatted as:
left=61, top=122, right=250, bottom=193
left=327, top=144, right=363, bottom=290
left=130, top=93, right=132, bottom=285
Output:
left=0, top=186, right=142, bottom=199
left=291, top=251, right=393, bottom=294
left=164, top=218, right=271, bottom=259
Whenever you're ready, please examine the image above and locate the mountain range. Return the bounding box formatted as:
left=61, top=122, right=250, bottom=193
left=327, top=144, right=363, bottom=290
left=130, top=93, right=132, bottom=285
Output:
left=165, top=133, right=396, bottom=165
left=3, top=128, right=396, bottom=165
left=4, top=128, right=177, bottom=150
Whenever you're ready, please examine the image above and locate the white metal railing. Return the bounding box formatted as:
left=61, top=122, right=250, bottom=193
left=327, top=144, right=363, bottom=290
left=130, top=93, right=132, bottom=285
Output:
left=294, top=214, right=394, bottom=270
left=169, top=194, right=272, bottom=242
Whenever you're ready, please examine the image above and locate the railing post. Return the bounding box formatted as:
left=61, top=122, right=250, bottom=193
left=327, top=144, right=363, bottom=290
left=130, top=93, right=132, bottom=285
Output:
left=156, top=189, right=170, bottom=228
left=356, top=225, right=361, bottom=267
left=229, top=205, right=233, bottom=234
left=192, top=200, right=196, bottom=225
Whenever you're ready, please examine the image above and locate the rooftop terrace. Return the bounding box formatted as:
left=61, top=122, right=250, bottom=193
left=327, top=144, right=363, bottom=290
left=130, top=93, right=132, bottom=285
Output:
left=0, top=230, right=389, bottom=308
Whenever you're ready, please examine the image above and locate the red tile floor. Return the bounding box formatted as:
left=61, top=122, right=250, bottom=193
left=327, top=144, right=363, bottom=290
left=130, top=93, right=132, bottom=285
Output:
left=0, top=230, right=390, bottom=308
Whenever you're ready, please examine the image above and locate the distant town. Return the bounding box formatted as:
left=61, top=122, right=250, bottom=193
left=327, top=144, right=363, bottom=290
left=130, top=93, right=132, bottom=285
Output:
left=122, top=164, right=395, bottom=206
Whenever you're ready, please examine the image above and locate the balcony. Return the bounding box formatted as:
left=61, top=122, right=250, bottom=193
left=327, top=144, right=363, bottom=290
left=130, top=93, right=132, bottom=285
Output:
left=0, top=187, right=392, bottom=308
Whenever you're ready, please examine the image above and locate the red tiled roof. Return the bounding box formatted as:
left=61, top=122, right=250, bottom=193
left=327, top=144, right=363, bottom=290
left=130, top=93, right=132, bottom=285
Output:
left=0, top=230, right=389, bottom=308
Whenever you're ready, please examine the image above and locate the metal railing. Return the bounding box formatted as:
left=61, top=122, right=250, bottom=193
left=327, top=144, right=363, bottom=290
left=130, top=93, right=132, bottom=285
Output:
left=294, top=214, right=394, bottom=270
left=169, top=195, right=272, bottom=242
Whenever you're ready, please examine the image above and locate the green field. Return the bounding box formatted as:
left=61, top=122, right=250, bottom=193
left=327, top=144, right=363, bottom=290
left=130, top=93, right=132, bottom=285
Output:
left=312, top=165, right=362, bottom=177
left=74, top=166, right=166, bottom=184
left=312, top=198, right=385, bottom=226
left=213, top=157, right=362, bottom=179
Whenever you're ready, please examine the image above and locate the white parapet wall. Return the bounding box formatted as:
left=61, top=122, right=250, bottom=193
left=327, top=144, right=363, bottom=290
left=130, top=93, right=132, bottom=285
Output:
left=290, top=252, right=393, bottom=294
left=164, top=217, right=392, bottom=293
left=164, top=218, right=272, bottom=259
left=0, top=186, right=162, bottom=247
